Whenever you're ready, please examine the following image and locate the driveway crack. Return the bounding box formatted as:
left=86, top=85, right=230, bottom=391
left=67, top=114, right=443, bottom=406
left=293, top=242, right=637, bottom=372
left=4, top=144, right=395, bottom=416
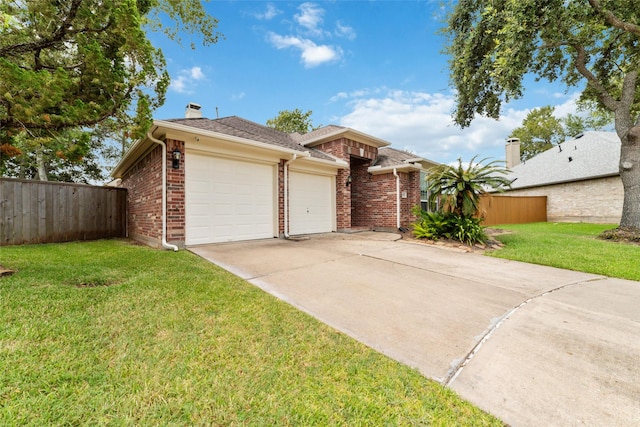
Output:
left=443, top=275, right=607, bottom=387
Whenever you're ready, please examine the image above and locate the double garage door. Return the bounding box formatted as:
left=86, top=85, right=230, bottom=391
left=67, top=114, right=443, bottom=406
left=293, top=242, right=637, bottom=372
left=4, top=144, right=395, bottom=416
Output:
left=186, top=152, right=334, bottom=245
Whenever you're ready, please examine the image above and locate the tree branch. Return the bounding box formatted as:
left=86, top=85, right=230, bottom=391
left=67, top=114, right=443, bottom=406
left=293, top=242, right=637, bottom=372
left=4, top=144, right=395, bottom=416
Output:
left=0, top=0, right=112, bottom=58
left=587, top=0, right=640, bottom=36
left=572, top=43, right=620, bottom=111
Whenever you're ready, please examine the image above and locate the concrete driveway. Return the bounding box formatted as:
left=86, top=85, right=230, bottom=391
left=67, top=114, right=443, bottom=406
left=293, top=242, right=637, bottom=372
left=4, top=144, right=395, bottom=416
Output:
left=190, top=232, right=640, bottom=426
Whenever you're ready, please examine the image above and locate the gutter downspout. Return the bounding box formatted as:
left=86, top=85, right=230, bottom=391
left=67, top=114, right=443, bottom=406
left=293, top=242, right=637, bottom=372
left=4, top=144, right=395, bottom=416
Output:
left=147, top=131, right=179, bottom=252
left=393, top=168, right=401, bottom=230
left=283, top=154, right=298, bottom=238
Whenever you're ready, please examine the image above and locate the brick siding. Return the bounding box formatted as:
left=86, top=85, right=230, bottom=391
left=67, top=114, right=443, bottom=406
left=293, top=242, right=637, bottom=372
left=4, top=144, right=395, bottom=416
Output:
left=122, top=132, right=423, bottom=246
left=121, top=145, right=163, bottom=246
left=120, top=139, right=185, bottom=247
left=166, top=139, right=185, bottom=246
left=506, top=176, right=623, bottom=223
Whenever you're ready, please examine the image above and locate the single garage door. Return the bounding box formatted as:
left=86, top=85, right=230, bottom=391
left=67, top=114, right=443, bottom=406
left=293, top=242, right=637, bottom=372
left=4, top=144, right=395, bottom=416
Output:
left=186, top=152, right=275, bottom=244
left=289, top=171, right=334, bottom=235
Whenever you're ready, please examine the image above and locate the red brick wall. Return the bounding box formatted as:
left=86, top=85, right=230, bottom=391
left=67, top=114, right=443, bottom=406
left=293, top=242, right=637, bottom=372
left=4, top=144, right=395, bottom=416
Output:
left=350, top=170, right=421, bottom=229
left=166, top=139, right=185, bottom=246
left=120, top=139, right=186, bottom=247
left=121, top=145, right=163, bottom=246
left=315, top=138, right=378, bottom=229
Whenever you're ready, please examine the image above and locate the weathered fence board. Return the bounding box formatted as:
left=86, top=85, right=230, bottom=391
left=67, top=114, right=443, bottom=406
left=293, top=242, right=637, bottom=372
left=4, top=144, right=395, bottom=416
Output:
left=479, top=194, right=547, bottom=226
left=0, top=178, right=126, bottom=246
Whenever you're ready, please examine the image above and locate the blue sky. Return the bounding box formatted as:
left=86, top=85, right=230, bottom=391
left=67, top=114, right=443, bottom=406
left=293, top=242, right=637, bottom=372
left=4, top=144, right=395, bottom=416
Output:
left=150, top=0, right=583, bottom=165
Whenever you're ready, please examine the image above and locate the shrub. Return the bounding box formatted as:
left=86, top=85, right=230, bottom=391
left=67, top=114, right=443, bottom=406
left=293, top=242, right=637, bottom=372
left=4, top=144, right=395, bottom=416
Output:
left=412, top=207, right=487, bottom=245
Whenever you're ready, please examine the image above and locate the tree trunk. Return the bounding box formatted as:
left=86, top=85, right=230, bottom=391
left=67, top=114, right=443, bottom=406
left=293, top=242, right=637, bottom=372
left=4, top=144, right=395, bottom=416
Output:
left=619, top=123, right=640, bottom=229
left=36, top=146, right=48, bottom=181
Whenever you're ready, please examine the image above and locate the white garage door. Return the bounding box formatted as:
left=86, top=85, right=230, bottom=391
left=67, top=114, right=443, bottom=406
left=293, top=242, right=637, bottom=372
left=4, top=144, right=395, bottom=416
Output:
left=289, top=171, right=334, bottom=235
left=186, top=152, right=275, bottom=245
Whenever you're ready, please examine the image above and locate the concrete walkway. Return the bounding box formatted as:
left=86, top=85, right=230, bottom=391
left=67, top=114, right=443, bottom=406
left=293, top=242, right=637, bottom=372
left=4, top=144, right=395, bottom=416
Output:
left=189, top=232, right=640, bottom=426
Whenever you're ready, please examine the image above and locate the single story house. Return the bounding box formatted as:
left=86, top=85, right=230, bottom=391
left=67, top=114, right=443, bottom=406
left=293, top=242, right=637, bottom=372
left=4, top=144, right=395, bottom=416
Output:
left=112, top=103, right=438, bottom=249
left=502, top=131, right=623, bottom=223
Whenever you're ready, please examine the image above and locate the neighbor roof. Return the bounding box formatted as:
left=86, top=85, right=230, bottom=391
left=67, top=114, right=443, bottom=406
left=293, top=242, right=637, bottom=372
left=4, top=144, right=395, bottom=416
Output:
left=507, top=131, right=620, bottom=189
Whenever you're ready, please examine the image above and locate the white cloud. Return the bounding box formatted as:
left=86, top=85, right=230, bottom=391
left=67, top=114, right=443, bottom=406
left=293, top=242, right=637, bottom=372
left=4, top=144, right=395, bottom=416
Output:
left=335, top=89, right=536, bottom=163
left=169, top=66, right=206, bottom=94
left=295, top=2, right=325, bottom=37
left=267, top=33, right=341, bottom=68
left=231, top=91, right=246, bottom=101
left=255, top=3, right=280, bottom=20
left=335, top=21, right=356, bottom=40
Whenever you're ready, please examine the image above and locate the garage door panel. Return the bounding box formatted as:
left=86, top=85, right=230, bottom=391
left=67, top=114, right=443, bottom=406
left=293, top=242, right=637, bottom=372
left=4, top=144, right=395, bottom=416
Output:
left=289, top=171, right=333, bottom=235
left=186, top=153, right=275, bottom=244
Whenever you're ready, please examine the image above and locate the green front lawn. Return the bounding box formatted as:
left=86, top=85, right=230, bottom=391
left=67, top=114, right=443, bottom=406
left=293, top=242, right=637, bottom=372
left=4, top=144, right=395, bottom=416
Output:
left=488, top=222, right=640, bottom=281
left=0, top=240, right=501, bottom=426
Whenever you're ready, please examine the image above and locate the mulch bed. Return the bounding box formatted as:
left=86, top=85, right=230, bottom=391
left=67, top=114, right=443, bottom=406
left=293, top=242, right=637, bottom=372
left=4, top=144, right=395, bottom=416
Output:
left=598, top=227, right=640, bottom=246
left=400, top=228, right=507, bottom=253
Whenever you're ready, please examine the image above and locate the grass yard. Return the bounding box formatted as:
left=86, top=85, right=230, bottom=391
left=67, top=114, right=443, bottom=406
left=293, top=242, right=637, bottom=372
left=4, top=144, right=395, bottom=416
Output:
left=488, top=222, right=640, bottom=281
left=0, top=240, right=501, bottom=426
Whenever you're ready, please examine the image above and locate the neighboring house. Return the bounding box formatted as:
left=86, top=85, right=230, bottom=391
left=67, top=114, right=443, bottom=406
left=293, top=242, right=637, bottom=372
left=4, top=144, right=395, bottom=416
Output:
left=111, top=104, right=438, bottom=248
left=502, top=131, right=623, bottom=223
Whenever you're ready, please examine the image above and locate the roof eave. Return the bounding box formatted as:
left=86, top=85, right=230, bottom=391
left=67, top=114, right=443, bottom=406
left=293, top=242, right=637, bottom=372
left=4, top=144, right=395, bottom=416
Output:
left=302, top=128, right=391, bottom=148
left=507, top=171, right=620, bottom=190
left=367, top=164, right=422, bottom=175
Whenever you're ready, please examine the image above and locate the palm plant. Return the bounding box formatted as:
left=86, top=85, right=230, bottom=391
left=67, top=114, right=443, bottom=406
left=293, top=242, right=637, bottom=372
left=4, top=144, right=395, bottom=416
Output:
left=428, top=156, right=512, bottom=218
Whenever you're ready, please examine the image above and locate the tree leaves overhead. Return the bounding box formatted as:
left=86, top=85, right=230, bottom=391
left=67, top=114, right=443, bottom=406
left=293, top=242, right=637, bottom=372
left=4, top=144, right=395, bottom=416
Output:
left=0, top=0, right=221, bottom=182
left=0, top=0, right=221, bottom=139
left=443, top=0, right=640, bottom=131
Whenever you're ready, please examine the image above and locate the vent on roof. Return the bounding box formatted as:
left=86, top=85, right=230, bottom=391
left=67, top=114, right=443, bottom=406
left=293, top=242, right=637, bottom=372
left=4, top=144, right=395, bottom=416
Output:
left=185, top=103, right=202, bottom=118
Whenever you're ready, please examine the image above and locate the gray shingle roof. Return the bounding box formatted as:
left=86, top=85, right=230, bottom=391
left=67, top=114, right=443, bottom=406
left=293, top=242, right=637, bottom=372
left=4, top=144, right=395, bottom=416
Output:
left=290, top=125, right=347, bottom=144
left=507, top=131, right=620, bottom=189
left=375, top=147, right=420, bottom=167
left=163, top=116, right=335, bottom=161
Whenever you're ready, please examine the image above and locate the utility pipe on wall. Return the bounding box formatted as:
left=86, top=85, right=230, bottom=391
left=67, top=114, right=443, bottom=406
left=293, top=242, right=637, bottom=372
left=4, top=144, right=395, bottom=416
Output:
left=393, top=168, right=401, bottom=230
left=283, top=154, right=297, bottom=238
left=147, top=131, right=179, bottom=252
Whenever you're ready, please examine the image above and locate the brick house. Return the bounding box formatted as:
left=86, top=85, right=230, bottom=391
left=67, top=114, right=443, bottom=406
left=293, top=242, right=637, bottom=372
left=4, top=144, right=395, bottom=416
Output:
left=111, top=104, right=438, bottom=249
left=502, top=131, right=623, bottom=223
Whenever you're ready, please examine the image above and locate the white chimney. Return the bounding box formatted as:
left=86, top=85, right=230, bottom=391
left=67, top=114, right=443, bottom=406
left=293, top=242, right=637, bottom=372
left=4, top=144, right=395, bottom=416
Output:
left=185, top=102, right=202, bottom=118
left=506, top=137, right=521, bottom=168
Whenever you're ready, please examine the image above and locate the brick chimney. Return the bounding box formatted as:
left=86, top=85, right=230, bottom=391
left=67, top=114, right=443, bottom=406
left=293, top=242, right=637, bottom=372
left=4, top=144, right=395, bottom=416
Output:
left=185, top=103, right=202, bottom=118
left=506, top=137, right=521, bottom=168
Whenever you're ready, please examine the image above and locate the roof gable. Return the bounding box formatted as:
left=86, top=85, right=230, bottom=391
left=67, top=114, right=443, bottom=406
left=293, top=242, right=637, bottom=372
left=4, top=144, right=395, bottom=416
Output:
left=507, top=131, right=620, bottom=189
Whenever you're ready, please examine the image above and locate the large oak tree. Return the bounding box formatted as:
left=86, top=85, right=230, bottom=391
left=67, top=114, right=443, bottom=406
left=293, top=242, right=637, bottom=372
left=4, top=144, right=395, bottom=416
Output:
left=444, top=0, right=640, bottom=230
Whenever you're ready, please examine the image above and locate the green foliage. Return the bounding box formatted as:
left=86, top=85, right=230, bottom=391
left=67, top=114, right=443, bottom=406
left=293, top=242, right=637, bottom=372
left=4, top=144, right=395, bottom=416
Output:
left=1, top=128, right=108, bottom=183
left=443, top=0, right=640, bottom=128
left=427, top=156, right=511, bottom=218
left=510, top=106, right=565, bottom=161
left=447, top=215, right=488, bottom=245
left=266, top=108, right=319, bottom=134
left=412, top=209, right=488, bottom=245
left=0, top=0, right=221, bottom=181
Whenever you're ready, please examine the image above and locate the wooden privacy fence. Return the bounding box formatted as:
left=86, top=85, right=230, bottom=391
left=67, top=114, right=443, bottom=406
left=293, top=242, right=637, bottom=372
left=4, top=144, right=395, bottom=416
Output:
left=478, top=194, right=547, bottom=226
left=0, top=178, right=126, bottom=246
